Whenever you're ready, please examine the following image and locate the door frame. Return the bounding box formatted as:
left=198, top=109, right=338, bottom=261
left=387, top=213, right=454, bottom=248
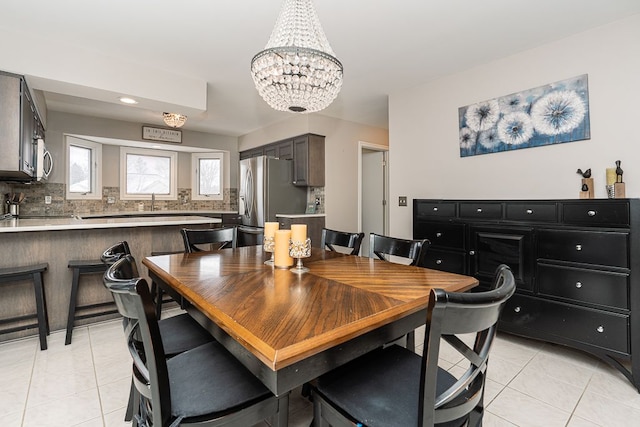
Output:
left=357, top=141, right=389, bottom=236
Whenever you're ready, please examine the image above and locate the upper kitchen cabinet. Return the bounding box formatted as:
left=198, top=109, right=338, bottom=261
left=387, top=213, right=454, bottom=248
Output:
left=240, top=133, right=325, bottom=186
left=292, top=134, right=324, bottom=187
left=0, top=71, right=44, bottom=181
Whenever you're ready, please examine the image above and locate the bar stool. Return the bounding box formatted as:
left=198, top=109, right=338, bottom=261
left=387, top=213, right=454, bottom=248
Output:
left=0, top=263, right=49, bottom=350
left=65, top=259, right=116, bottom=345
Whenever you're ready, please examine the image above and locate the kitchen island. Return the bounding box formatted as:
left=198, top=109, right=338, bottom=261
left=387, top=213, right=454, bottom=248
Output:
left=0, top=215, right=220, bottom=343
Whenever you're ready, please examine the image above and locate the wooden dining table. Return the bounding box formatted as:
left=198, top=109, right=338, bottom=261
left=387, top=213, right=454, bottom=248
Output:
left=142, top=245, right=478, bottom=397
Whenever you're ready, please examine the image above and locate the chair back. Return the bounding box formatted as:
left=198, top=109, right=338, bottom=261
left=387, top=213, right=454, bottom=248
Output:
left=104, top=258, right=172, bottom=426
left=419, top=264, right=515, bottom=426
left=101, top=241, right=131, bottom=264
left=237, top=226, right=264, bottom=247
left=369, top=233, right=429, bottom=265
left=321, top=228, right=365, bottom=255
left=181, top=226, right=237, bottom=253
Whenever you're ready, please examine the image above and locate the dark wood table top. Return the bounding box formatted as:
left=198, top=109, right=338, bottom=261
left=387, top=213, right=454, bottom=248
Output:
left=143, top=246, right=478, bottom=374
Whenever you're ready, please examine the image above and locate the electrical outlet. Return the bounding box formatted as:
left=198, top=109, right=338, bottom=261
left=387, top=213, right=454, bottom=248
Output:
left=107, top=196, right=116, bottom=204
left=44, top=195, right=52, bottom=204
left=398, top=196, right=408, bottom=207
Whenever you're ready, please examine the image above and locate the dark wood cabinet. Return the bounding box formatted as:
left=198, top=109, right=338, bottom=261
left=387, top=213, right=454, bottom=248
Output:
left=240, top=133, right=324, bottom=187
left=413, top=198, right=640, bottom=392
left=277, top=215, right=325, bottom=248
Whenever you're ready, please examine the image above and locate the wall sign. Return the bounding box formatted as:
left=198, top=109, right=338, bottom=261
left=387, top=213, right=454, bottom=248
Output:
left=459, top=74, right=590, bottom=157
left=142, top=126, right=182, bottom=143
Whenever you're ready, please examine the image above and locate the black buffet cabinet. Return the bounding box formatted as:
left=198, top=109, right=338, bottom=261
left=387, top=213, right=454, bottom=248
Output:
left=413, top=198, right=640, bottom=392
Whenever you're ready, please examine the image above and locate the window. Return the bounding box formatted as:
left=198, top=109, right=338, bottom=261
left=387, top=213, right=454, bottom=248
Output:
left=191, top=152, right=224, bottom=200
left=120, top=147, right=177, bottom=200
left=66, top=136, right=102, bottom=200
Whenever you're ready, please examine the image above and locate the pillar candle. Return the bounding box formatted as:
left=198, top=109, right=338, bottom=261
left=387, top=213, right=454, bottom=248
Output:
left=274, top=230, right=293, bottom=268
left=290, top=224, right=307, bottom=243
left=264, top=222, right=279, bottom=239
left=606, top=168, right=616, bottom=186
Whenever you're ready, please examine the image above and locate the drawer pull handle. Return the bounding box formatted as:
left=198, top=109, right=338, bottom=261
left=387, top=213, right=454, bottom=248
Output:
left=514, top=306, right=521, bottom=313
left=469, top=250, right=475, bottom=256
left=436, top=232, right=442, bottom=238
left=476, top=208, right=483, bottom=213
left=575, top=281, right=582, bottom=289
left=436, top=259, right=442, bottom=265
left=526, top=209, right=533, bottom=214
left=575, top=244, right=582, bottom=251
left=587, top=210, right=596, bottom=217
left=433, top=207, right=438, bottom=212
left=597, top=326, right=604, bottom=333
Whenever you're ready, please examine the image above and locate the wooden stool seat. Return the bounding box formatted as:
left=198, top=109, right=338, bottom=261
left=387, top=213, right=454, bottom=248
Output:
left=0, top=263, right=49, bottom=350
left=66, top=259, right=115, bottom=345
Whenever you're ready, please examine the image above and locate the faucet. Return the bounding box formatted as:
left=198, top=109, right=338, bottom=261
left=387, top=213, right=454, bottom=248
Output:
left=151, top=193, right=155, bottom=212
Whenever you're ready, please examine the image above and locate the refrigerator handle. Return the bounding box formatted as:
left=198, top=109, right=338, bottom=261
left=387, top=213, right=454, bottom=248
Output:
left=244, top=167, right=254, bottom=219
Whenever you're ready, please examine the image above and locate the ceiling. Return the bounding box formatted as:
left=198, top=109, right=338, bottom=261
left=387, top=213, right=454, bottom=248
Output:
left=2, top=1, right=639, bottom=137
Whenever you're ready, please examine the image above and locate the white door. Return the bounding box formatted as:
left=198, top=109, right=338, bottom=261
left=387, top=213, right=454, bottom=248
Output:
left=360, top=145, right=388, bottom=257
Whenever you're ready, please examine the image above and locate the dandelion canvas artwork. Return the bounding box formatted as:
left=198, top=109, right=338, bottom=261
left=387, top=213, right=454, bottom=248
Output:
left=458, top=74, right=590, bottom=157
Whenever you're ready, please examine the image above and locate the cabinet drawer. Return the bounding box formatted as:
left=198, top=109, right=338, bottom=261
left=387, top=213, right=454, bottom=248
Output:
left=414, top=201, right=456, bottom=218
left=506, top=203, right=557, bottom=222
left=537, top=229, right=628, bottom=268
left=538, top=264, right=629, bottom=310
left=501, top=294, right=629, bottom=354
left=413, top=222, right=464, bottom=249
left=563, top=201, right=629, bottom=226
left=420, top=249, right=465, bottom=274
left=459, top=203, right=502, bottom=219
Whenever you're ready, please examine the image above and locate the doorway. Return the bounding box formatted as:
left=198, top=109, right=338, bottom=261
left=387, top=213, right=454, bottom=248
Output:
left=358, top=142, right=388, bottom=257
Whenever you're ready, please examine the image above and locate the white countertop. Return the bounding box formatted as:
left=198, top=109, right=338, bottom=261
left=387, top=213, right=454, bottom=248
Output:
left=81, top=210, right=238, bottom=218
left=0, top=215, right=221, bottom=233
left=275, top=213, right=326, bottom=218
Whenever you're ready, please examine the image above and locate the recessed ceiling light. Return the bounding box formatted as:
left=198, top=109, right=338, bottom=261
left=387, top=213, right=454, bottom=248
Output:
left=119, top=97, right=138, bottom=104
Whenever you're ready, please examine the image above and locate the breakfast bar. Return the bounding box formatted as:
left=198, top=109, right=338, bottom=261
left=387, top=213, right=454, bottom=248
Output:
left=0, top=215, right=220, bottom=343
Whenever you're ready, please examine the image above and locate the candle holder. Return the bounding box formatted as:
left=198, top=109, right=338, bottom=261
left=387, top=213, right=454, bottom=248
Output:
left=263, top=236, right=275, bottom=265
left=289, top=238, right=311, bottom=273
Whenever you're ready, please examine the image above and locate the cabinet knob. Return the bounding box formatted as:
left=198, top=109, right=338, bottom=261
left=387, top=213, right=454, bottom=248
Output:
left=435, top=259, right=442, bottom=265
left=435, top=232, right=442, bottom=238
left=469, top=250, right=475, bottom=256
left=476, top=208, right=483, bottom=213
left=514, top=306, right=521, bottom=313
left=526, top=209, right=533, bottom=214
left=575, top=244, right=582, bottom=251
left=587, top=210, right=597, bottom=217
left=575, top=281, right=582, bottom=289
left=433, top=207, right=438, bottom=212
left=596, top=325, right=604, bottom=333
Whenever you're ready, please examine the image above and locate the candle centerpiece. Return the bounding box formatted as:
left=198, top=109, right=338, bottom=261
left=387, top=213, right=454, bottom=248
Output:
left=263, top=222, right=279, bottom=265
left=274, top=229, right=294, bottom=269
left=289, top=224, right=311, bottom=273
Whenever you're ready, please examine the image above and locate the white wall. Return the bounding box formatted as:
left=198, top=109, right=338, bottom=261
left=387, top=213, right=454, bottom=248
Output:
left=239, top=114, right=389, bottom=232
left=388, top=14, right=640, bottom=239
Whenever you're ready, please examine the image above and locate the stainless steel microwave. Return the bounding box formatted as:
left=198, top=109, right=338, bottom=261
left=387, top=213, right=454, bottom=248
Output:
left=35, top=138, right=52, bottom=181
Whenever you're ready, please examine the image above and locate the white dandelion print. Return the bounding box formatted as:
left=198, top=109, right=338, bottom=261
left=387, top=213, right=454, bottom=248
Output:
left=464, top=100, right=500, bottom=132
left=531, top=90, right=586, bottom=135
left=459, top=74, right=590, bottom=157
left=497, top=112, right=534, bottom=145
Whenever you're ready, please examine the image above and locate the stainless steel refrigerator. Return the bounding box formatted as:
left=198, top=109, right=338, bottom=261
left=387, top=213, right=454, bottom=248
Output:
left=239, top=156, right=307, bottom=227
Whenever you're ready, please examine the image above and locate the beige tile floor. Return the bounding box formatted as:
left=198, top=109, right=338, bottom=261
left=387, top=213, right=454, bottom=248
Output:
left=1, top=312, right=640, bottom=427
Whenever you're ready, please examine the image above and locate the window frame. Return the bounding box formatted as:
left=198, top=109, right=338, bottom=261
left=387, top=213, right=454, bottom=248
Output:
left=65, top=136, right=103, bottom=200
left=191, top=152, right=225, bottom=201
left=119, top=146, right=177, bottom=200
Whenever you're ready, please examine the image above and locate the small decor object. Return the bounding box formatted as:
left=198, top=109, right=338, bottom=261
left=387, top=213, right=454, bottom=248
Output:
left=142, top=126, right=182, bottom=143
left=459, top=74, right=590, bottom=157
left=614, top=160, right=626, bottom=199
left=290, top=238, right=311, bottom=273
left=250, top=0, right=343, bottom=113
left=263, top=222, right=280, bottom=265
left=274, top=230, right=294, bottom=268
left=577, top=168, right=594, bottom=199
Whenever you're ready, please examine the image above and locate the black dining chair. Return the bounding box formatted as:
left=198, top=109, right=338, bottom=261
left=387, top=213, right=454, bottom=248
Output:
left=103, top=260, right=289, bottom=427
left=181, top=226, right=238, bottom=253
left=312, top=264, right=516, bottom=427
left=369, top=233, right=430, bottom=350
left=320, top=228, right=365, bottom=255
left=105, top=254, right=214, bottom=423
left=237, top=226, right=264, bottom=247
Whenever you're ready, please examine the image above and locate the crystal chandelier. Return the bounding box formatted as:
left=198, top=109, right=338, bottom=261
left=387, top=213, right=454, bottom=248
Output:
left=250, top=0, right=343, bottom=113
left=163, top=112, right=187, bottom=128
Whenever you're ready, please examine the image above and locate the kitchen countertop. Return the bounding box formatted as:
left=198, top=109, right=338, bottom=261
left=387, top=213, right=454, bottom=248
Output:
left=81, top=210, right=238, bottom=218
left=275, top=213, right=326, bottom=218
left=0, top=215, right=221, bottom=233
